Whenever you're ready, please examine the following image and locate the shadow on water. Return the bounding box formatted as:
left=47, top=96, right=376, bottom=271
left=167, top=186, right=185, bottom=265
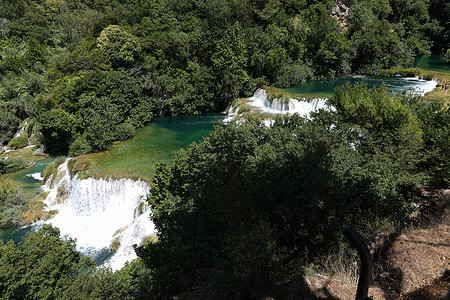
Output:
left=412, top=55, right=450, bottom=72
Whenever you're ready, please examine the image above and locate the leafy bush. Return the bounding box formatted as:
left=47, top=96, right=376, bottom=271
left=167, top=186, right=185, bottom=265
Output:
left=274, top=62, right=314, bottom=88
left=114, top=122, right=135, bottom=141
left=418, top=102, right=450, bottom=188
left=444, top=49, right=450, bottom=64
left=8, top=136, right=28, bottom=149
left=69, top=135, right=92, bottom=156
left=0, top=180, right=27, bottom=227
left=0, top=225, right=96, bottom=297
left=379, top=67, right=421, bottom=77
left=0, top=225, right=154, bottom=298
left=0, top=158, right=27, bottom=175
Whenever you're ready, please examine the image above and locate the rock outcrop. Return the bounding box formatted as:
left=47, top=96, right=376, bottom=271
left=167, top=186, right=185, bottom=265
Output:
left=331, top=0, right=350, bottom=27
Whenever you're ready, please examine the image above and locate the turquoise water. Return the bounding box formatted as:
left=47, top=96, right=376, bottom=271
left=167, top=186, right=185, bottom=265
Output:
left=0, top=225, right=37, bottom=244
left=283, top=55, right=447, bottom=97
left=78, top=113, right=225, bottom=179
left=9, top=156, right=54, bottom=199
left=283, top=75, right=436, bottom=97
left=412, top=55, right=450, bottom=72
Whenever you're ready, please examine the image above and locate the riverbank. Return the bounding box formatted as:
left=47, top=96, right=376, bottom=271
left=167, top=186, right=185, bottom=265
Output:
left=421, top=69, right=450, bottom=104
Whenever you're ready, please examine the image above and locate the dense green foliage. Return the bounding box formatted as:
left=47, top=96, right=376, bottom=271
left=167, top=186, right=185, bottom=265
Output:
left=134, top=84, right=448, bottom=298
left=418, top=101, right=450, bottom=187
left=0, top=0, right=447, bottom=154
left=0, top=159, right=28, bottom=227
left=0, top=0, right=449, bottom=298
left=0, top=180, right=27, bottom=227
left=0, top=225, right=154, bottom=299
left=0, top=158, right=27, bottom=176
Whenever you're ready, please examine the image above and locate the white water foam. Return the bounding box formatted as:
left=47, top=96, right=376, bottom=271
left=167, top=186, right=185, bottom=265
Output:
left=43, top=160, right=155, bottom=270
left=401, top=77, right=438, bottom=96
left=224, top=89, right=332, bottom=125
left=26, top=172, right=44, bottom=181
left=14, top=120, right=28, bottom=138
left=247, top=89, right=330, bottom=116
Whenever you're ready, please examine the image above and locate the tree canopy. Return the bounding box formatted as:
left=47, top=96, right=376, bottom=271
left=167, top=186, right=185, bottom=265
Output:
left=0, top=0, right=447, bottom=153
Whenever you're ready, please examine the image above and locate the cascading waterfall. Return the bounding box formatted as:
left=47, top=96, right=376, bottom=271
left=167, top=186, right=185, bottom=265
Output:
left=248, top=88, right=329, bottom=116
left=401, top=77, right=438, bottom=96
left=42, top=159, right=154, bottom=270
left=13, top=120, right=28, bottom=138
left=224, top=88, right=332, bottom=125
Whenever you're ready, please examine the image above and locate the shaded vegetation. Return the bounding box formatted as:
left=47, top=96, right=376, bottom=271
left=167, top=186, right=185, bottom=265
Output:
left=0, top=225, right=154, bottom=299
left=135, top=85, right=449, bottom=298
left=0, top=180, right=27, bottom=228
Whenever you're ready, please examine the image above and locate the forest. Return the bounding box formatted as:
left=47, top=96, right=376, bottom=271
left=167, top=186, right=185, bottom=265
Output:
left=0, top=0, right=449, bottom=299
left=0, top=0, right=448, bottom=155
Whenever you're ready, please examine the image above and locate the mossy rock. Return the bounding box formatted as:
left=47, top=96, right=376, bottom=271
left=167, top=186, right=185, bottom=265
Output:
left=110, top=238, right=121, bottom=251
left=8, top=136, right=29, bottom=150
left=113, top=226, right=128, bottom=237
left=68, top=158, right=91, bottom=175
left=140, top=235, right=158, bottom=247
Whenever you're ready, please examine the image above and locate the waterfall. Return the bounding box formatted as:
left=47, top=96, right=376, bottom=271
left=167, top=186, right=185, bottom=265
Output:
left=223, top=88, right=333, bottom=125
left=248, top=89, right=329, bottom=116
left=401, top=77, right=438, bottom=96
left=14, top=120, right=28, bottom=138
left=42, top=160, right=154, bottom=270
left=247, top=88, right=330, bottom=117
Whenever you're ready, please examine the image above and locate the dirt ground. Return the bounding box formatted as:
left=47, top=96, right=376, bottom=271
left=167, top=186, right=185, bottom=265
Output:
left=304, top=190, right=450, bottom=300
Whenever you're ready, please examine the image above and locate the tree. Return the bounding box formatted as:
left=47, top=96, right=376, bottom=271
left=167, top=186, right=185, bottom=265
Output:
left=329, top=83, right=423, bottom=151
left=0, top=225, right=96, bottom=299
left=38, top=108, right=81, bottom=154
left=0, top=179, right=27, bottom=227
left=79, top=93, right=119, bottom=152
left=212, top=21, right=250, bottom=103
left=97, top=25, right=141, bottom=68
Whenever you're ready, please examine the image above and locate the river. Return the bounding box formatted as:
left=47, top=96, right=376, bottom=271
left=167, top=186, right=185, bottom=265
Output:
left=0, top=56, right=445, bottom=270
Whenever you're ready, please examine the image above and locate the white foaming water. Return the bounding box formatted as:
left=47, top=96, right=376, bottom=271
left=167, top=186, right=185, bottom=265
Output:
left=401, top=77, right=438, bottom=96
left=247, top=88, right=330, bottom=117
left=14, top=120, right=28, bottom=138
left=43, top=160, right=154, bottom=270
left=27, top=172, right=44, bottom=181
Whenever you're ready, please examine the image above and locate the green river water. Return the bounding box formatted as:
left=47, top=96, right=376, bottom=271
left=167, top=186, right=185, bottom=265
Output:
left=412, top=54, right=450, bottom=72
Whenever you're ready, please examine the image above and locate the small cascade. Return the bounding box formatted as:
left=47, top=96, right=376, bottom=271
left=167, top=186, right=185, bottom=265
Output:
left=247, top=88, right=330, bottom=116
left=401, top=77, right=438, bottom=96
left=42, top=160, right=154, bottom=270
left=13, top=120, right=28, bottom=138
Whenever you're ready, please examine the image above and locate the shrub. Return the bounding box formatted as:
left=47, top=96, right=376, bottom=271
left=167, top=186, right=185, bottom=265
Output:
left=114, top=122, right=135, bottom=141
left=69, top=135, right=92, bottom=156
left=444, top=49, right=450, bottom=64
left=0, top=158, right=27, bottom=175
left=8, top=136, right=28, bottom=149
left=379, top=67, right=420, bottom=77
left=0, top=180, right=27, bottom=227
left=422, top=74, right=433, bottom=81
